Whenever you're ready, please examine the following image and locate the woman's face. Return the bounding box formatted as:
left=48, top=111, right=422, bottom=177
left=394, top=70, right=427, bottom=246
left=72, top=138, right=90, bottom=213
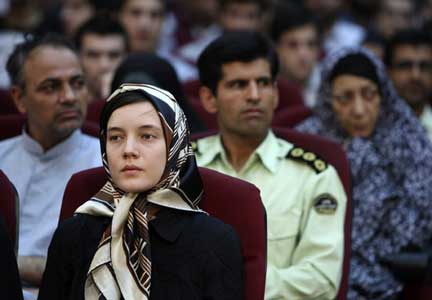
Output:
left=106, top=101, right=167, bottom=193
left=331, top=74, right=381, bottom=138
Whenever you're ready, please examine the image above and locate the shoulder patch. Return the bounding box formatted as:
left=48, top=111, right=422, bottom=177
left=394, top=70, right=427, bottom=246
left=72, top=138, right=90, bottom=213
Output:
left=313, top=193, right=338, bottom=215
left=286, top=146, right=328, bottom=173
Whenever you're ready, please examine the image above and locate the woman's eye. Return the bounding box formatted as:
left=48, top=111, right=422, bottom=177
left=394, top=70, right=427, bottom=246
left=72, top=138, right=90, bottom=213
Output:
left=141, top=134, right=155, bottom=140
left=108, top=135, right=121, bottom=141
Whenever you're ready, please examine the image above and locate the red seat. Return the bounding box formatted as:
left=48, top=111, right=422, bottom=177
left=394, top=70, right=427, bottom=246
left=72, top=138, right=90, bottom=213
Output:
left=0, top=89, right=19, bottom=115
left=274, top=127, right=352, bottom=300
left=85, top=99, right=105, bottom=124
left=272, top=106, right=313, bottom=128
left=0, top=115, right=100, bottom=140
left=59, top=166, right=267, bottom=300
left=0, top=170, right=18, bottom=248
left=192, top=127, right=352, bottom=300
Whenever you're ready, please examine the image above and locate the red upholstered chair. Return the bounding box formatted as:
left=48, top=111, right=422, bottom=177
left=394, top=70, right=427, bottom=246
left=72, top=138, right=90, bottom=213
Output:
left=0, top=170, right=18, bottom=249
left=273, top=127, right=352, bottom=300
left=0, top=115, right=100, bottom=140
left=192, top=127, right=352, bottom=300
left=0, top=88, right=19, bottom=115
left=85, top=99, right=105, bottom=124
left=59, top=166, right=267, bottom=300
left=272, top=106, right=313, bottom=128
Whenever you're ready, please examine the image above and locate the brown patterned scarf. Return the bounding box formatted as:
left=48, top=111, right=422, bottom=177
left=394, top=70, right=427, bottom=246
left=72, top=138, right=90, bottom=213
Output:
left=75, top=84, right=204, bottom=300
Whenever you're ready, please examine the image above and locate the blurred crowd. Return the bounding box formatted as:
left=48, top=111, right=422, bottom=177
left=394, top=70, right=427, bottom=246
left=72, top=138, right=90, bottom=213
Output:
left=1, top=0, right=432, bottom=300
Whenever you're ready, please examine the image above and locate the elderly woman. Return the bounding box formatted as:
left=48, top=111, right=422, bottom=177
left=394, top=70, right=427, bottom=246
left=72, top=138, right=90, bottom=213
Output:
left=38, top=84, right=243, bottom=300
left=297, top=48, right=432, bottom=300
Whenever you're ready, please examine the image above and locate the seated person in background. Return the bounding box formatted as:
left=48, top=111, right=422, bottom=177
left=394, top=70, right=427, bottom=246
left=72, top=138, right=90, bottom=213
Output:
left=0, top=217, right=23, bottom=300
left=110, top=52, right=206, bottom=133
left=75, top=13, right=129, bottom=102
left=218, top=0, right=270, bottom=32
left=0, top=34, right=101, bottom=286
left=385, top=29, right=432, bottom=141
left=38, top=83, right=243, bottom=300
left=271, top=2, right=321, bottom=107
left=297, top=48, right=432, bottom=300
left=195, top=31, right=347, bottom=300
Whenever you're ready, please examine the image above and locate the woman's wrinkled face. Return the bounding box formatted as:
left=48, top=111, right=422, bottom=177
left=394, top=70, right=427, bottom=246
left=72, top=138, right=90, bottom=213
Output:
left=106, top=101, right=167, bottom=193
left=331, top=74, right=381, bottom=138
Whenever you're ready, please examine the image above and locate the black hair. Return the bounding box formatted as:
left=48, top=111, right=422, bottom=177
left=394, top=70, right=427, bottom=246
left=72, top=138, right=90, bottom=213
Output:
left=6, top=33, right=77, bottom=87
left=74, top=13, right=129, bottom=51
left=329, top=53, right=381, bottom=94
left=197, top=30, right=279, bottom=94
left=218, top=0, right=270, bottom=11
left=100, top=90, right=150, bottom=134
left=384, top=29, right=432, bottom=66
left=270, top=2, right=319, bottom=43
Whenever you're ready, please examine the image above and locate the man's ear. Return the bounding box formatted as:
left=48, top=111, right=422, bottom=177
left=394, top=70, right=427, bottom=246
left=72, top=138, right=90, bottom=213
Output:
left=10, top=85, right=27, bottom=114
left=199, top=86, right=218, bottom=114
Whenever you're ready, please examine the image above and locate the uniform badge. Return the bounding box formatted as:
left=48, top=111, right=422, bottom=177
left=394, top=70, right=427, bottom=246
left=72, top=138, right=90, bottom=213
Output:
left=313, top=194, right=338, bottom=215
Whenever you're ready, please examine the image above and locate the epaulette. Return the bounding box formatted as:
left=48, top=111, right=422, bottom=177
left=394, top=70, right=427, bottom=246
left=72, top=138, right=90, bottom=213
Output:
left=286, top=146, right=327, bottom=173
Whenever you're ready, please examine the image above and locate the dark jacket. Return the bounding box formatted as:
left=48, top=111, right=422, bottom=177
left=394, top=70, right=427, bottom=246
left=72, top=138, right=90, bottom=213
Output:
left=0, top=217, right=23, bottom=300
left=38, top=208, right=243, bottom=300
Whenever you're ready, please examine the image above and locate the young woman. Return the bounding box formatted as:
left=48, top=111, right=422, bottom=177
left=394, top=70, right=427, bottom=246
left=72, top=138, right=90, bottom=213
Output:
left=297, top=48, right=432, bottom=300
left=38, top=83, right=243, bottom=300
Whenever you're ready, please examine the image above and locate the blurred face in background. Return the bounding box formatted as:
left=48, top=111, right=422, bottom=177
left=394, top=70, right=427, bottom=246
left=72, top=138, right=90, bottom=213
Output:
left=119, top=0, right=164, bottom=52
left=12, top=46, right=88, bottom=149
left=219, top=2, right=263, bottom=32
left=389, top=44, right=432, bottom=115
left=177, top=0, right=219, bottom=26
left=375, top=0, right=414, bottom=39
left=276, top=24, right=319, bottom=85
left=80, top=33, right=127, bottom=100
left=331, top=74, right=381, bottom=138
left=61, top=0, right=94, bottom=37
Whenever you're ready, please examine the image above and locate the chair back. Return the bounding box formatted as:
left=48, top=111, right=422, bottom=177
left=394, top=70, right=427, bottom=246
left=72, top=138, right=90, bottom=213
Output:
left=60, top=166, right=267, bottom=300
left=0, top=170, right=18, bottom=248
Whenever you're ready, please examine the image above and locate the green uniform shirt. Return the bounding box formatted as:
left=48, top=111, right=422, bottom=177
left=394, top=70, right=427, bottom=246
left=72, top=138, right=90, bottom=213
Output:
left=194, top=131, right=347, bottom=300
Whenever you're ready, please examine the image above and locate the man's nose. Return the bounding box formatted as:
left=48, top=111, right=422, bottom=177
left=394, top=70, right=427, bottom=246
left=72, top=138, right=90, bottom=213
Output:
left=59, top=84, right=77, bottom=104
left=247, top=81, right=260, bottom=102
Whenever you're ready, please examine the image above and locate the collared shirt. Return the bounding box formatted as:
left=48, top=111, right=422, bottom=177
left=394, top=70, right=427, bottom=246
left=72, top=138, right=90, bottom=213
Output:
left=0, top=130, right=101, bottom=257
left=195, top=131, right=347, bottom=300
left=420, top=104, right=432, bottom=142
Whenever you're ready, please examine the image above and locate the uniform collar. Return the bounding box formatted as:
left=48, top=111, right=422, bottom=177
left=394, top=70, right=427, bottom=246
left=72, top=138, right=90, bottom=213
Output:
left=197, top=130, right=292, bottom=174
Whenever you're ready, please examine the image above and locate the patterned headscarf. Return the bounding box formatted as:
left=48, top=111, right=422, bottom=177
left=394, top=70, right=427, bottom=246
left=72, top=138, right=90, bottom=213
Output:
left=297, top=48, right=432, bottom=300
left=76, top=83, right=204, bottom=300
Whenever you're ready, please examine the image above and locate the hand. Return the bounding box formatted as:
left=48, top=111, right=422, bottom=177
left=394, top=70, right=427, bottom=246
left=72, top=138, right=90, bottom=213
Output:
left=18, top=255, right=46, bottom=286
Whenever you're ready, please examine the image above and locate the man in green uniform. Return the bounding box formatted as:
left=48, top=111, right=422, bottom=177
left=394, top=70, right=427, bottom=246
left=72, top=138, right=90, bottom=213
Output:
left=195, top=31, right=347, bottom=300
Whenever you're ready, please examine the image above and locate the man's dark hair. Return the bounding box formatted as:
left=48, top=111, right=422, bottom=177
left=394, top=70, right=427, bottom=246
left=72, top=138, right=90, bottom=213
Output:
left=384, top=29, right=432, bottom=66
left=270, top=2, right=319, bottom=43
left=197, top=31, right=279, bottom=94
left=219, top=0, right=270, bottom=11
left=6, top=33, right=77, bottom=87
left=74, top=13, right=129, bottom=51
